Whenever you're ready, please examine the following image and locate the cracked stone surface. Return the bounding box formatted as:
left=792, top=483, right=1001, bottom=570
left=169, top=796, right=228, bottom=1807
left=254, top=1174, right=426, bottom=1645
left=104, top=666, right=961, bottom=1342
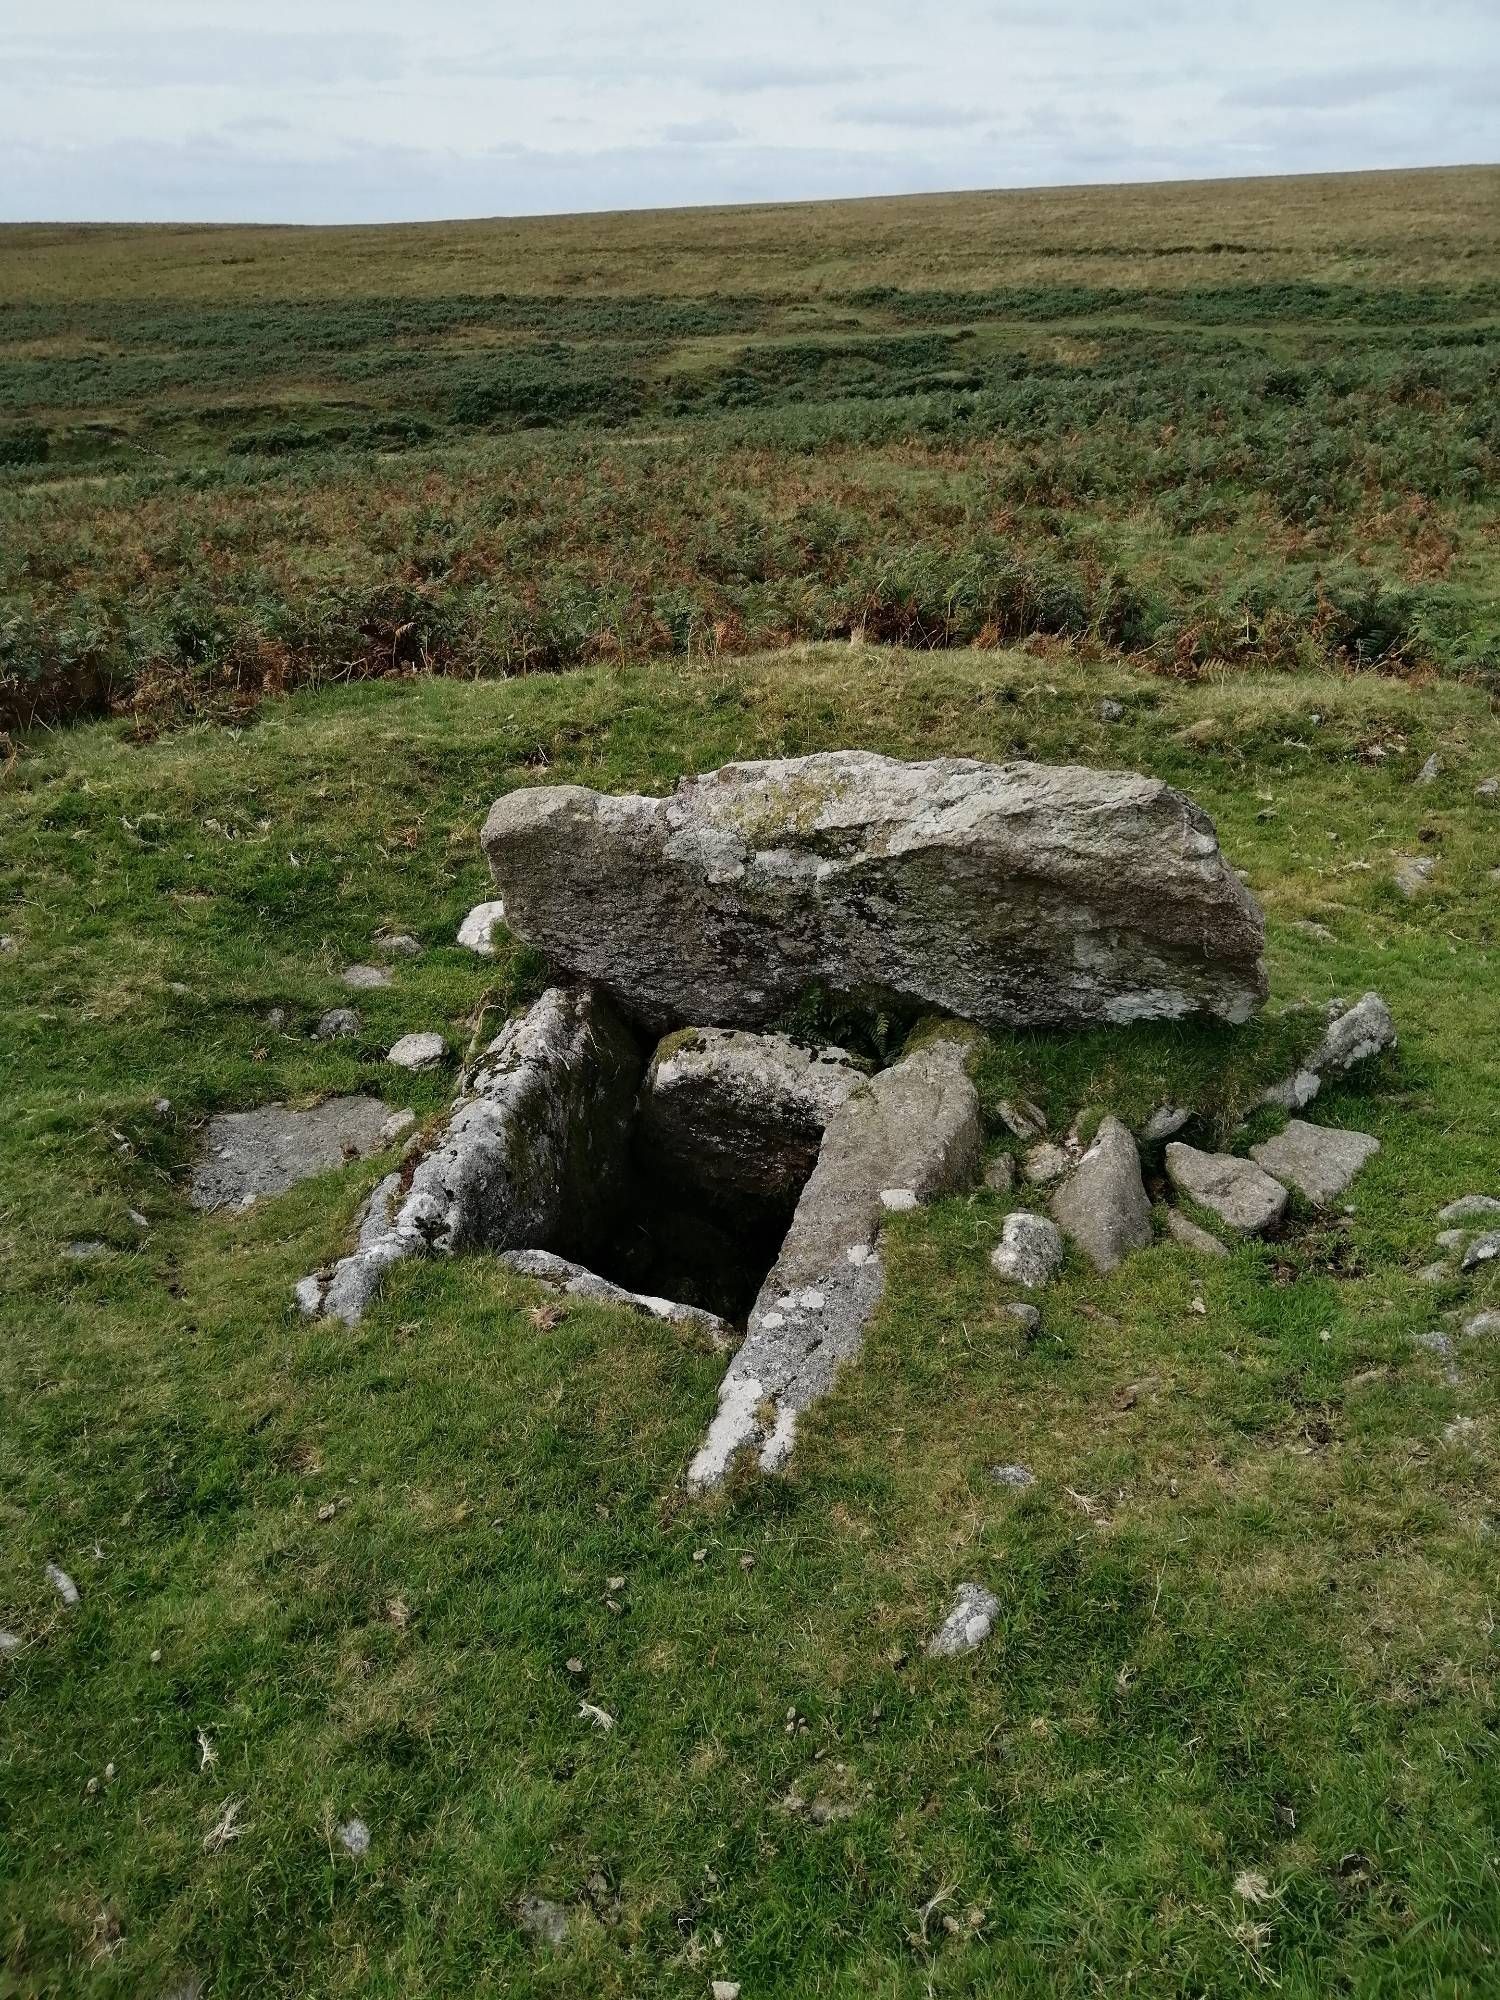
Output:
left=1249, top=1120, right=1380, bottom=1206
left=191, top=1096, right=399, bottom=1212
left=499, top=1248, right=733, bottom=1344
left=991, top=1211, right=1065, bottom=1288
left=638, top=1027, right=864, bottom=1209
left=1050, top=1116, right=1152, bottom=1274
left=686, top=1026, right=982, bottom=1491
left=297, top=986, right=640, bottom=1325
left=1166, top=1143, right=1287, bottom=1235
left=1259, top=991, right=1396, bottom=1111
left=482, top=752, right=1267, bottom=1034
left=927, top=1582, right=1000, bottom=1658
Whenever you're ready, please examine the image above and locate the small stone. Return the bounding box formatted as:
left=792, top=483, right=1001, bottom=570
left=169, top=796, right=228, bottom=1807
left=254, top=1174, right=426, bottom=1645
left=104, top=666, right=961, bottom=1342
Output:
left=711, top=1983, right=742, bottom=2000
left=314, top=1007, right=363, bottom=1040
left=0, top=1630, right=22, bottom=1654
left=1444, top=1416, right=1479, bottom=1445
left=387, top=1031, right=446, bottom=1072
left=1165, top=1209, right=1229, bottom=1259
left=64, top=1240, right=108, bottom=1262
left=1006, top=1302, right=1042, bottom=1333
left=1413, top=752, right=1441, bottom=786
left=342, top=964, right=392, bottom=990
left=338, top=1818, right=371, bottom=1857
left=1438, top=1195, right=1500, bottom=1225
left=294, top=1275, right=325, bottom=1317
left=516, top=1895, right=569, bottom=1945
left=983, top=1151, right=1015, bottom=1192
left=1460, top=1232, right=1500, bottom=1273
left=1417, top=1261, right=1451, bottom=1284
left=150, top=1648, right=162, bottom=1664
left=1436, top=1229, right=1467, bottom=1253
left=1165, top=1144, right=1287, bottom=1235
left=1096, top=697, right=1125, bottom=723
left=880, top=1187, right=918, bottom=1213
left=927, top=1581, right=1000, bottom=1658
left=1476, top=776, right=1499, bottom=804
left=152, top=1097, right=173, bottom=1118
left=1393, top=856, right=1435, bottom=899
left=1049, top=1116, right=1152, bottom=1274
left=0, top=934, right=15, bottom=953
left=46, top=1563, right=79, bottom=1606
left=1249, top=1121, right=1380, bottom=1206
left=378, top=934, right=422, bottom=958
left=1293, top=919, right=1335, bottom=943
left=1463, top=1312, right=1500, bottom=1341
left=1141, top=1104, right=1191, bottom=1142
left=266, top=1006, right=288, bottom=1032
left=457, top=900, right=508, bottom=956
left=989, top=1463, right=1034, bottom=1488
left=997, top=1098, right=1048, bottom=1141
left=380, top=1109, right=416, bottom=1144
left=991, top=1212, right=1064, bottom=1288
left=1023, top=1141, right=1071, bottom=1186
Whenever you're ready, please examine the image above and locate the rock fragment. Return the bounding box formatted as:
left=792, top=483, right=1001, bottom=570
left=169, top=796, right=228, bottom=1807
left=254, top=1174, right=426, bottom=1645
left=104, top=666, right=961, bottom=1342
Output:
left=927, top=1582, right=1000, bottom=1658
left=989, top=1463, right=1035, bottom=1488
left=1460, top=1232, right=1500, bottom=1273
left=500, top=1249, right=732, bottom=1344
left=46, top=1563, right=79, bottom=1606
left=1414, top=753, right=1441, bottom=786
left=1142, top=1103, right=1192, bottom=1142
left=1049, top=1117, right=1152, bottom=1274
left=1438, top=1195, right=1500, bottom=1225
left=387, top=1031, right=446, bottom=1072
left=1249, top=1120, right=1380, bottom=1206
left=1393, top=856, right=1435, bottom=899
left=314, top=1007, right=362, bottom=1041
left=338, top=1818, right=370, bottom=1857
left=1165, top=1144, right=1287, bottom=1235
left=342, top=964, right=392, bottom=990
left=1165, top=1209, right=1229, bottom=1259
left=1259, top=992, right=1396, bottom=1111
left=997, top=1098, right=1048, bottom=1140
left=983, top=1151, right=1016, bottom=1192
left=1023, top=1142, right=1072, bottom=1186
left=990, top=1212, right=1065, bottom=1288
left=516, top=1896, right=569, bottom=1946
left=457, top=900, right=507, bottom=955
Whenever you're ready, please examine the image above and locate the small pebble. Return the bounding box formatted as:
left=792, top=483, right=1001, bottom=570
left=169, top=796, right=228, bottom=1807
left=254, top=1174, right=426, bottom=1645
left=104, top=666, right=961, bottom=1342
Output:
left=990, top=1464, right=1035, bottom=1489
left=338, top=1818, right=371, bottom=1857
left=46, top=1563, right=80, bottom=1606
left=314, top=1007, right=362, bottom=1041
left=378, top=934, right=422, bottom=958
left=0, top=1630, right=23, bottom=1654
left=342, top=964, right=392, bottom=991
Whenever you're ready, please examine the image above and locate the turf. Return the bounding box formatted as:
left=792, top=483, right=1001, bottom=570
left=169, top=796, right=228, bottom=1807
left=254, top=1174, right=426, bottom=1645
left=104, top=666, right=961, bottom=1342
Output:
left=2, top=646, right=1498, bottom=1997
left=2, top=166, right=1498, bottom=727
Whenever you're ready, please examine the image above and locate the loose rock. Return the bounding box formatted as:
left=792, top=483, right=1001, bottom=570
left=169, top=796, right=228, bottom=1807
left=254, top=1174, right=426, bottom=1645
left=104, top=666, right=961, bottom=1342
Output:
left=1050, top=1116, right=1152, bottom=1274
left=1476, top=776, right=1499, bottom=804
left=997, top=1098, right=1048, bottom=1141
left=991, top=1212, right=1065, bottom=1288
left=191, top=1096, right=398, bottom=1212
left=1166, top=1144, right=1287, bottom=1235
left=1393, top=856, right=1435, bottom=899
left=500, top=1248, right=732, bottom=1344
left=387, top=1031, right=446, bottom=1072
left=314, top=1007, right=363, bottom=1041
left=984, top=1151, right=1016, bottom=1192
left=338, top=1818, right=370, bottom=1857
left=1438, top=1195, right=1500, bottom=1225
left=1463, top=1311, right=1500, bottom=1341
left=1097, top=698, right=1125, bottom=723
left=342, top=964, right=392, bottom=991
left=1460, top=1232, right=1500, bottom=1273
left=516, top=1896, right=569, bottom=1946
left=0, top=1630, right=22, bottom=1654
left=64, top=1239, right=108, bottom=1261
left=1023, top=1141, right=1072, bottom=1186
left=1249, top=1120, right=1379, bottom=1206
left=1258, top=992, right=1396, bottom=1112
left=377, top=934, right=422, bottom=958
left=990, top=1463, right=1035, bottom=1488
left=1414, top=753, right=1441, bottom=786
left=457, top=900, right=508, bottom=955
left=482, top=752, right=1268, bottom=1033
left=46, top=1563, right=79, bottom=1606
left=1141, top=1103, right=1192, bottom=1142
left=1165, top=1209, right=1229, bottom=1259
left=927, top=1582, right=1000, bottom=1658
left=1006, top=1302, right=1042, bottom=1333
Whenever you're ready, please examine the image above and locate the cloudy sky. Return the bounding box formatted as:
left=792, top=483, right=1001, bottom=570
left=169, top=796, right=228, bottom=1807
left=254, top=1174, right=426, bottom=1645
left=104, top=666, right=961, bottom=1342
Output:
left=2, top=0, right=1495, bottom=223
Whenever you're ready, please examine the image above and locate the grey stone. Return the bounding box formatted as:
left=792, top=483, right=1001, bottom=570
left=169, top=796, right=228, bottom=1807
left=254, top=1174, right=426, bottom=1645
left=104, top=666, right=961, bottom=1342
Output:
left=1141, top=1103, right=1192, bottom=1142
left=516, top=1896, right=569, bottom=1946
left=1414, top=753, right=1441, bottom=786
left=1165, top=1209, right=1229, bottom=1259
left=1249, top=1120, right=1380, bottom=1206
left=302, top=987, right=640, bottom=1326
left=46, top=1563, right=79, bottom=1606
left=991, top=1211, right=1065, bottom=1288
left=1258, top=992, right=1396, bottom=1112
left=990, top=1463, right=1035, bottom=1488
left=686, top=1026, right=982, bottom=1490
left=1006, top=1302, right=1042, bottom=1332
left=64, top=1239, right=108, bottom=1261
left=1476, top=776, right=1500, bottom=804
left=1463, top=1312, right=1500, bottom=1341
left=482, top=752, right=1267, bottom=1035
left=266, top=1006, right=288, bottom=1032
left=0, top=1630, right=22, bottom=1654
left=457, top=900, right=507, bottom=956
left=500, top=1248, right=733, bottom=1345
left=294, top=1274, right=326, bottom=1316
left=1436, top=1229, right=1468, bottom=1254
left=191, top=1096, right=397, bottom=1212
left=997, top=1098, right=1048, bottom=1140
left=1050, top=1117, right=1151, bottom=1274
left=1165, top=1144, right=1287, bottom=1235
left=1393, top=856, right=1435, bottom=898
left=1438, top=1195, right=1500, bottom=1225
left=927, top=1582, right=1000, bottom=1658
left=380, top=1109, right=416, bottom=1145
left=638, top=1028, right=864, bottom=1209
left=984, top=1151, right=1016, bottom=1192
left=0, top=934, right=15, bottom=954
left=1023, top=1141, right=1072, bottom=1186
left=387, top=1031, right=446, bottom=1072
left=1097, top=698, right=1125, bottom=723
left=1417, top=1261, right=1451, bottom=1285
left=338, top=1818, right=371, bottom=1857
left=378, top=934, right=422, bottom=958
left=314, top=1007, right=363, bottom=1041
left=342, top=964, right=392, bottom=990
left=1461, top=1232, right=1500, bottom=1273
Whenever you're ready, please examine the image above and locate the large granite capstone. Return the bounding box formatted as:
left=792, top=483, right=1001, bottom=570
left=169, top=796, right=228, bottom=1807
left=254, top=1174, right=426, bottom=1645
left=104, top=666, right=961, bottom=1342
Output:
left=481, top=752, right=1267, bottom=1034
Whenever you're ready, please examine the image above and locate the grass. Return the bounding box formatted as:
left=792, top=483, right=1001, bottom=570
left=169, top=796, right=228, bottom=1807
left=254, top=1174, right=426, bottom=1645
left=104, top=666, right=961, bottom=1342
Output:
left=2, top=166, right=1498, bottom=726
left=2, top=645, right=1498, bottom=1997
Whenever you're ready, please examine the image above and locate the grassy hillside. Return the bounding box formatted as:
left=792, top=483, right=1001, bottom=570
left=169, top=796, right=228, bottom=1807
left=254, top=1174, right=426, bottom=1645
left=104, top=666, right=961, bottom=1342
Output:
left=2, top=647, right=1498, bottom=1997
left=3, top=167, right=1498, bottom=727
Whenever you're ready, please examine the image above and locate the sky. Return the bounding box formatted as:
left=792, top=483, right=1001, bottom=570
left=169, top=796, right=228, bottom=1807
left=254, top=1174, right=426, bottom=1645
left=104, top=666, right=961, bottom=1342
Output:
left=1, top=1, right=1496, bottom=224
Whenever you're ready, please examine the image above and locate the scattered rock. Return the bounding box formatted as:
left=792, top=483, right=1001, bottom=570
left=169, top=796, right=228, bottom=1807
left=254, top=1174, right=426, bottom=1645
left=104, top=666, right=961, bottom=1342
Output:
left=1165, top=1209, right=1229, bottom=1259
left=990, top=1212, right=1065, bottom=1288
left=338, top=1818, right=370, bottom=1857
left=687, top=1026, right=982, bottom=1490
left=1165, top=1144, right=1287, bottom=1235
left=711, top=1982, right=742, bottom=2000
left=380, top=1108, right=416, bottom=1145
left=1417, top=1261, right=1451, bottom=1285
left=1258, top=992, right=1396, bottom=1112
left=1249, top=1120, right=1380, bottom=1206
left=314, top=1007, right=363, bottom=1041
left=1463, top=1312, right=1500, bottom=1341
left=191, top=1096, right=398, bottom=1212
left=457, top=900, right=508, bottom=956
left=500, top=1248, right=732, bottom=1344
left=0, top=934, right=16, bottom=954
left=990, top=1463, right=1034, bottom=1488
left=1141, top=1103, right=1191, bottom=1142
left=1414, top=753, right=1441, bottom=786
left=1050, top=1117, right=1152, bottom=1274
left=1476, top=776, right=1499, bottom=804
left=64, top=1239, right=108, bottom=1262
left=1006, top=1302, right=1042, bottom=1333
left=1460, top=1232, right=1500, bottom=1273
left=387, top=1031, right=446, bottom=1072
left=302, top=987, right=640, bottom=1325
left=1436, top=1229, right=1468, bottom=1254
left=46, top=1563, right=79, bottom=1606
left=482, top=752, right=1268, bottom=1033
left=266, top=1006, right=288, bottom=1033
left=1292, top=919, right=1335, bottom=944
left=1023, top=1141, right=1072, bottom=1186
left=1096, top=698, right=1125, bottom=723
left=637, top=1027, right=863, bottom=1210
left=152, top=1097, right=173, bottom=1118
left=0, top=1630, right=23, bottom=1654
left=997, top=1098, right=1048, bottom=1141
left=927, top=1582, right=1000, bottom=1658
left=516, top=1896, right=569, bottom=1946
left=1438, top=1195, right=1500, bottom=1225
left=984, top=1151, right=1015, bottom=1192
left=1393, top=856, right=1435, bottom=899
left=377, top=934, right=422, bottom=958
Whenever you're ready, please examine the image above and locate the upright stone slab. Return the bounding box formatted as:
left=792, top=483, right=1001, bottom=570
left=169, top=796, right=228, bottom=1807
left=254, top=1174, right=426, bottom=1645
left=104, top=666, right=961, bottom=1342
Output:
left=1050, top=1116, right=1152, bottom=1274
left=482, top=753, right=1267, bottom=1034
left=686, top=1025, right=983, bottom=1490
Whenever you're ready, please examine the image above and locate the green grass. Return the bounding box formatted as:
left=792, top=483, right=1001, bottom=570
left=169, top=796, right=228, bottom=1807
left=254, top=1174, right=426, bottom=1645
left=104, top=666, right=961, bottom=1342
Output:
left=2, top=166, right=1498, bottom=727
left=2, top=646, right=1498, bottom=1996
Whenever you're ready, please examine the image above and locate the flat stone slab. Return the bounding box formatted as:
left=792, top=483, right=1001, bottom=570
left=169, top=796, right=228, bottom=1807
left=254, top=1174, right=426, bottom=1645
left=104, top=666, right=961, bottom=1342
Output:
left=1166, top=1143, right=1287, bottom=1235
left=191, top=1096, right=399, bottom=1212
left=1250, top=1120, right=1379, bottom=1206
left=1050, top=1116, right=1151, bottom=1274
left=482, top=752, right=1267, bottom=1034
